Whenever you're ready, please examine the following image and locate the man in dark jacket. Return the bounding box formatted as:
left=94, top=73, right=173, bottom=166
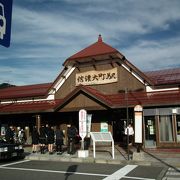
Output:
left=67, top=125, right=77, bottom=155
left=55, top=126, right=64, bottom=155
left=5, top=126, right=14, bottom=144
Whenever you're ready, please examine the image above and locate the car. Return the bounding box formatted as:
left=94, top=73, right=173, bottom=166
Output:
left=0, top=3, right=6, bottom=40
left=0, top=137, right=24, bottom=160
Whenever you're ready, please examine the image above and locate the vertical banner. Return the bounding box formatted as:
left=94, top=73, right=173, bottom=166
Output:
left=79, top=109, right=87, bottom=140
left=134, top=105, right=143, bottom=143
left=87, top=114, right=92, bottom=137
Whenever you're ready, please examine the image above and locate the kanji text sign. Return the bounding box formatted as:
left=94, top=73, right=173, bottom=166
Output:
left=76, top=68, right=118, bottom=86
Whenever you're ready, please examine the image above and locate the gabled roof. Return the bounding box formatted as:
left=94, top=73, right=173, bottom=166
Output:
left=0, top=83, right=52, bottom=100
left=145, top=68, right=180, bottom=85
left=54, top=85, right=113, bottom=111
left=63, top=35, right=119, bottom=66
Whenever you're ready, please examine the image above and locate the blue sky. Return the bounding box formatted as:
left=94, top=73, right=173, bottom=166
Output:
left=0, top=0, right=180, bottom=85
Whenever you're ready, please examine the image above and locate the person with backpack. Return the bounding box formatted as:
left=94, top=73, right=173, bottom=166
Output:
left=55, top=126, right=64, bottom=155
left=67, top=124, right=77, bottom=155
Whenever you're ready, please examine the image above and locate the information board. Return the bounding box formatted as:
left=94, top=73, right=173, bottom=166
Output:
left=90, top=132, right=114, bottom=159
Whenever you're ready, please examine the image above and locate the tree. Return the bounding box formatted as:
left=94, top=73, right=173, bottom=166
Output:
left=0, top=83, right=15, bottom=89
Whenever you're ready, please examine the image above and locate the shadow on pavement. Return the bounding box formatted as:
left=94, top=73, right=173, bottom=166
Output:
left=65, top=165, right=78, bottom=180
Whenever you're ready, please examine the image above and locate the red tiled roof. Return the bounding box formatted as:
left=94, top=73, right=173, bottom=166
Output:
left=0, top=100, right=61, bottom=114
left=82, top=86, right=180, bottom=107
left=107, top=90, right=180, bottom=107
left=0, top=86, right=179, bottom=114
left=55, top=85, right=180, bottom=111
left=64, top=35, right=119, bottom=63
left=81, top=86, right=113, bottom=106
left=144, top=68, right=180, bottom=85
left=0, top=83, right=52, bottom=100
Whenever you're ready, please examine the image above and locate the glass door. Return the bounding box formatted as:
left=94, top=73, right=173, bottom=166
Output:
left=144, top=116, right=156, bottom=148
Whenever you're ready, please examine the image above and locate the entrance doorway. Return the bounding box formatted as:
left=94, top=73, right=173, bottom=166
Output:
left=144, top=116, right=156, bottom=148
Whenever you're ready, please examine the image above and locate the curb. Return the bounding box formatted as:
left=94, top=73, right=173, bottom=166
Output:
left=25, top=153, right=180, bottom=168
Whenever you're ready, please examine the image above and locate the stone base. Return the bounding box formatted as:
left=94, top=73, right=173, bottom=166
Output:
left=132, top=152, right=144, bottom=161
left=78, top=150, right=89, bottom=158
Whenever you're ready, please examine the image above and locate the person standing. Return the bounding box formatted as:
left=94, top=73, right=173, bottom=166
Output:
left=39, top=125, right=46, bottom=154
left=47, top=126, right=55, bottom=154
left=125, top=123, right=134, bottom=146
left=31, top=126, right=39, bottom=153
left=5, top=126, right=14, bottom=144
left=44, top=124, right=49, bottom=145
left=18, top=129, right=26, bottom=144
left=55, top=126, right=64, bottom=155
left=67, top=125, right=77, bottom=155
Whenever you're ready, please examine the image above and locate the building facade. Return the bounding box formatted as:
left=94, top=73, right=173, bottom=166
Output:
left=0, top=35, right=180, bottom=148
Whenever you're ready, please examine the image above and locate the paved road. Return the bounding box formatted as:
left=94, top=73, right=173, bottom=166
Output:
left=162, top=167, right=180, bottom=180
left=0, top=159, right=167, bottom=180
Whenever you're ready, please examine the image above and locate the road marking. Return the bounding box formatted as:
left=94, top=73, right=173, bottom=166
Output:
left=103, top=165, right=137, bottom=180
left=0, top=160, right=30, bottom=167
left=124, top=176, right=155, bottom=180
left=0, top=166, right=108, bottom=177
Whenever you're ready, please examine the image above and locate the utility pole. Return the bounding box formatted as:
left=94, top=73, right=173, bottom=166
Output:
left=125, top=88, right=129, bottom=160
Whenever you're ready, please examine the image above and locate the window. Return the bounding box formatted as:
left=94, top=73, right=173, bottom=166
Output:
left=159, top=115, right=174, bottom=142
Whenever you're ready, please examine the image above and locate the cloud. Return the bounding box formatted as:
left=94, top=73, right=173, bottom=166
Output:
left=123, top=37, right=180, bottom=71
left=0, top=0, right=180, bottom=85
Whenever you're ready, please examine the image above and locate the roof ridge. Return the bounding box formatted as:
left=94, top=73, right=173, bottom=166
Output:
left=64, top=35, right=119, bottom=65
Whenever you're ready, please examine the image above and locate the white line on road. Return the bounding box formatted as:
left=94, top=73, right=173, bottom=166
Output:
left=124, top=176, right=155, bottom=180
left=0, top=166, right=108, bottom=177
left=103, top=165, right=137, bottom=180
left=0, top=160, right=30, bottom=167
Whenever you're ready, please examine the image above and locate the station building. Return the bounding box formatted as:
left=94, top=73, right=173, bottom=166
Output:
left=0, top=35, right=180, bottom=148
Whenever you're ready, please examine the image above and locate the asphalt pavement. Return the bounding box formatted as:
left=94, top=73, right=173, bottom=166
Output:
left=1, top=145, right=180, bottom=180
left=0, top=159, right=165, bottom=180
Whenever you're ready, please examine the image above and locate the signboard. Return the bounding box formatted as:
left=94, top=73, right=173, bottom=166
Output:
left=0, top=0, right=13, bottom=47
left=100, top=122, right=108, bottom=132
left=79, top=109, right=87, bottom=140
left=76, top=68, right=118, bottom=86
left=90, top=132, right=114, bottom=159
left=134, top=111, right=143, bottom=143
left=134, top=105, right=143, bottom=112
left=134, top=105, right=143, bottom=144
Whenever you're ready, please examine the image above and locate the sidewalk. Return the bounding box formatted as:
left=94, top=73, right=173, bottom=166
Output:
left=24, top=145, right=180, bottom=169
